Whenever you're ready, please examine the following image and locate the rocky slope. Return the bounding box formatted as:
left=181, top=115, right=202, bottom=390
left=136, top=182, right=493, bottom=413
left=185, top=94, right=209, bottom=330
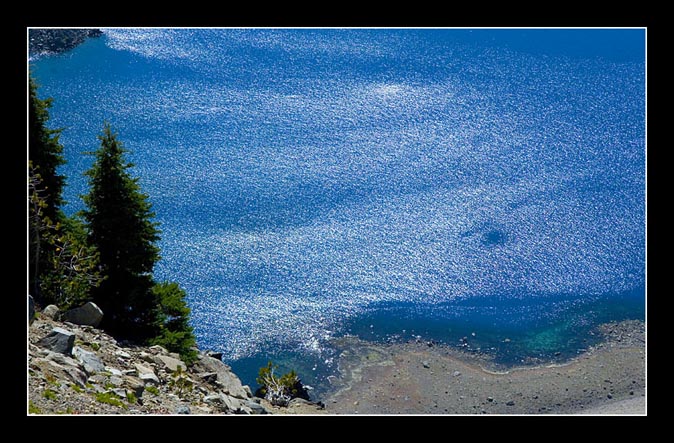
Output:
left=28, top=303, right=324, bottom=415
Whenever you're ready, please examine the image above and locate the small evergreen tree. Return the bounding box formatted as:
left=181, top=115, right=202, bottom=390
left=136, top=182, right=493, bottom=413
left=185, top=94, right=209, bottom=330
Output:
left=81, top=124, right=161, bottom=340
left=29, top=162, right=101, bottom=308
left=151, top=282, right=198, bottom=365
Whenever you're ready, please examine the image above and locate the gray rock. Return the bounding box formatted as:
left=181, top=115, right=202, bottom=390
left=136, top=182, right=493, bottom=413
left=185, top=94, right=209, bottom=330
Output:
left=42, top=305, right=60, bottom=319
left=29, top=295, right=35, bottom=325
left=487, top=397, right=494, bottom=402
left=204, top=394, right=222, bottom=405
left=109, top=376, right=124, bottom=387
left=453, top=371, right=461, bottom=377
left=148, top=345, right=168, bottom=355
left=175, top=405, right=191, bottom=414
left=123, top=376, right=145, bottom=397
left=422, top=361, right=430, bottom=368
left=244, top=400, right=269, bottom=414
left=222, top=394, right=242, bottom=412
left=62, top=302, right=103, bottom=327
left=44, top=350, right=78, bottom=366
left=135, top=363, right=160, bottom=385
left=111, top=388, right=127, bottom=398
left=141, top=374, right=160, bottom=387
left=115, top=350, right=131, bottom=359
left=139, top=352, right=155, bottom=364
left=40, top=353, right=88, bottom=387
left=204, top=393, right=242, bottom=413
left=38, top=327, right=75, bottom=355
left=506, top=400, right=515, bottom=406
left=64, top=365, right=88, bottom=387
left=154, top=354, right=186, bottom=372
left=72, top=346, right=105, bottom=374
left=140, top=373, right=160, bottom=385
left=105, top=366, right=123, bottom=376
left=197, top=372, right=218, bottom=383
left=192, top=355, right=249, bottom=399
left=88, top=374, right=108, bottom=385
left=288, top=398, right=325, bottom=411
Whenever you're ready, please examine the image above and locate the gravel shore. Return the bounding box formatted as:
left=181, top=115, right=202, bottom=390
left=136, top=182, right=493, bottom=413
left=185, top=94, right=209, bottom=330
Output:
left=324, top=320, right=645, bottom=415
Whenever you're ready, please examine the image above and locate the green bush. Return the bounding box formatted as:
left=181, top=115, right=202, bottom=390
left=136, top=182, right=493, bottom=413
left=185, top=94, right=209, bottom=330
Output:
left=168, top=366, right=193, bottom=398
left=29, top=401, right=42, bottom=414
left=95, top=392, right=128, bottom=409
left=145, top=385, right=159, bottom=396
left=150, top=282, right=198, bottom=365
left=43, top=389, right=58, bottom=400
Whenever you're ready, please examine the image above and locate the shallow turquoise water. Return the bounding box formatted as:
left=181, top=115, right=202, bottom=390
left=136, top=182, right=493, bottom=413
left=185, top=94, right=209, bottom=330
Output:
left=30, top=29, right=645, bottom=395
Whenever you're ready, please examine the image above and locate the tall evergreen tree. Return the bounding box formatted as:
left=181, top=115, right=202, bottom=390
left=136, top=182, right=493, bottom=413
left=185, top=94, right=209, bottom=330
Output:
left=29, top=77, right=65, bottom=223
left=82, top=124, right=161, bottom=340
left=29, top=77, right=66, bottom=299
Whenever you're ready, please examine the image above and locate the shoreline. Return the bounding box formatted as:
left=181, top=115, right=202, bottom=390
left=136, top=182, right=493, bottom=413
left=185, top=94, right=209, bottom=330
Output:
left=321, top=319, right=645, bottom=414
left=29, top=29, right=103, bottom=58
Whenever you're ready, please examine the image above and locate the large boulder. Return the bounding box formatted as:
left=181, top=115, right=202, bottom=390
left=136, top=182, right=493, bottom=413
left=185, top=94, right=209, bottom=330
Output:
left=42, top=305, right=60, bottom=319
left=72, top=346, right=106, bottom=375
left=29, top=295, right=35, bottom=325
left=62, top=302, right=103, bottom=327
left=192, top=354, right=250, bottom=399
left=38, top=327, right=75, bottom=355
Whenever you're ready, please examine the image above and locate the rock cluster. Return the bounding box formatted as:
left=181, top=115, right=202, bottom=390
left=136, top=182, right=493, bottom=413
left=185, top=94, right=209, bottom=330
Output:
left=29, top=303, right=271, bottom=415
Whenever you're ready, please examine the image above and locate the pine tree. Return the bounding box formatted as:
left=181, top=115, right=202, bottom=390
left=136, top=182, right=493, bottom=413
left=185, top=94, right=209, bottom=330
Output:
left=29, top=77, right=65, bottom=300
left=82, top=124, right=161, bottom=340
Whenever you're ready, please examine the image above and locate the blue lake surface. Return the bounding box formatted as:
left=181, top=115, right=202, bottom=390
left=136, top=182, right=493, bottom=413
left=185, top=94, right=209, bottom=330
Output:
left=30, top=29, right=645, bottom=395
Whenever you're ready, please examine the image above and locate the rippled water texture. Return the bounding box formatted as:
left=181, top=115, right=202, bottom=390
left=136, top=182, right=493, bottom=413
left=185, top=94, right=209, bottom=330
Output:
left=31, top=29, right=645, bottom=387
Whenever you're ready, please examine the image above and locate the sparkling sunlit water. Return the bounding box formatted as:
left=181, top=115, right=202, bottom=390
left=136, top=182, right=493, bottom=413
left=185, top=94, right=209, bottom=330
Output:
left=31, top=29, right=645, bottom=394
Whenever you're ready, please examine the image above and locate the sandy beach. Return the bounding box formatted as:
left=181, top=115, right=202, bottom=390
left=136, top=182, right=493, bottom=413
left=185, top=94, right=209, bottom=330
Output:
left=323, top=320, right=645, bottom=415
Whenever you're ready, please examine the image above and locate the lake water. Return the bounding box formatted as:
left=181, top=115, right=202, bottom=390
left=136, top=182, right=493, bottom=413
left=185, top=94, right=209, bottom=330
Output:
left=30, top=29, right=645, bottom=396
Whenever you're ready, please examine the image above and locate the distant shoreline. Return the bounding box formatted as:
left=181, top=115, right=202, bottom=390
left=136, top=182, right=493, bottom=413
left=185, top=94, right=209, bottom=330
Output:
left=28, top=29, right=103, bottom=58
left=323, top=319, right=645, bottom=414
